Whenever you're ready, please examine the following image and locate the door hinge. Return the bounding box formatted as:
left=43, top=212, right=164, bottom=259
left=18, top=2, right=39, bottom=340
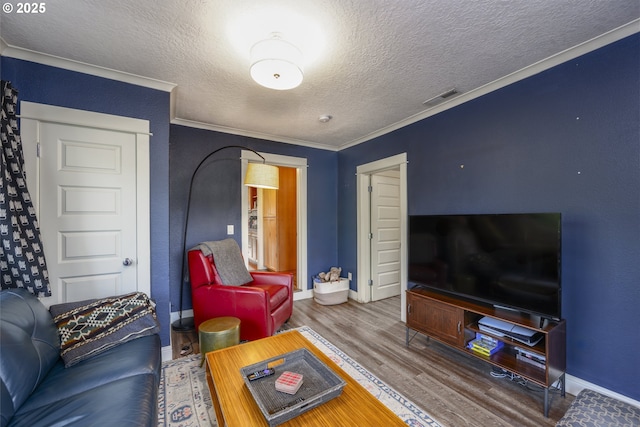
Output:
left=368, top=279, right=373, bottom=287
left=368, top=232, right=373, bottom=240
left=368, top=185, right=373, bottom=193
left=37, top=143, right=41, bottom=158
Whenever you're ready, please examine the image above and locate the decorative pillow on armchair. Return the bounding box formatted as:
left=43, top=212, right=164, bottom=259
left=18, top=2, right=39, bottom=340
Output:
left=50, top=292, right=160, bottom=367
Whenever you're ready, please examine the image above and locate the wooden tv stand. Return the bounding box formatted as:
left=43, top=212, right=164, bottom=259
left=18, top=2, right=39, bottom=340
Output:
left=406, top=288, right=566, bottom=417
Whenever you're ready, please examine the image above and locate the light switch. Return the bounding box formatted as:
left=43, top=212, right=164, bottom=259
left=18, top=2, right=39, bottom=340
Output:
left=227, top=225, right=234, bottom=235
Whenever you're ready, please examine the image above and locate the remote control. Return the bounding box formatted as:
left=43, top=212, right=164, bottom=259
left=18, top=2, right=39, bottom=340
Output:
left=247, top=368, right=275, bottom=381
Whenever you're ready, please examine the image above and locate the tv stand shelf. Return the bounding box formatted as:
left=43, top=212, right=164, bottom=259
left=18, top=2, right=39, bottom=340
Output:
left=406, top=288, right=566, bottom=417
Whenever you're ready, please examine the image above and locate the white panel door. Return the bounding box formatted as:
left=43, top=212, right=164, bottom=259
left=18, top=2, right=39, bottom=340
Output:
left=370, top=173, right=401, bottom=301
left=39, top=123, right=138, bottom=303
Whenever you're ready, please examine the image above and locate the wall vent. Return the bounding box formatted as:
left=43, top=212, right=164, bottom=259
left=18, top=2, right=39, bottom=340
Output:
left=422, top=88, right=459, bottom=107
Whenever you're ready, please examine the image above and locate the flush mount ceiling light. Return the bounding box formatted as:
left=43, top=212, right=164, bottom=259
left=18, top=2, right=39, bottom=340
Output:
left=250, top=32, right=303, bottom=90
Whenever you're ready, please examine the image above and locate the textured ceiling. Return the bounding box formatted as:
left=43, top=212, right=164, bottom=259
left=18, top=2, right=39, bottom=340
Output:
left=1, top=1, right=638, bottom=150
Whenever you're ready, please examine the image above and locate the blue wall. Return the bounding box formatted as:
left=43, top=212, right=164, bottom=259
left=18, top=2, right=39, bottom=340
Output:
left=1, top=57, right=172, bottom=344
left=169, top=125, right=338, bottom=313
left=337, top=34, right=640, bottom=400
left=0, top=56, right=338, bottom=347
left=3, top=32, right=638, bottom=400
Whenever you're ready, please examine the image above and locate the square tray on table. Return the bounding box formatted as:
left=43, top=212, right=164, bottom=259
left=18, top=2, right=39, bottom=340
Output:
left=240, top=348, right=346, bottom=426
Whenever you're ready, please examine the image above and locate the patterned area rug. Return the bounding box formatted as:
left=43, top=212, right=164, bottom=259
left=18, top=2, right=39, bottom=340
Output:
left=158, top=326, right=442, bottom=427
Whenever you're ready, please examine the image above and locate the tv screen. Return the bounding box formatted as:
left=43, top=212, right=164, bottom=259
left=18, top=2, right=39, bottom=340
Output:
left=408, top=213, right=561, bottom=320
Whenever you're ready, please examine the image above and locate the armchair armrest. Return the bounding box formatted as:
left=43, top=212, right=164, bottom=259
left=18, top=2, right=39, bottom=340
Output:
left=188, top=250, right=217, bottom=290
left=250, top=271, right=294, bottom=287
left=250, top=271, right=294, bottom=310
left=196, top=284, right=270, bottom=312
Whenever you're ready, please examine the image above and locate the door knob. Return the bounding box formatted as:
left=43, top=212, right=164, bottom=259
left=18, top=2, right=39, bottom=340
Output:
left=123, top=258, right=134, bottom=266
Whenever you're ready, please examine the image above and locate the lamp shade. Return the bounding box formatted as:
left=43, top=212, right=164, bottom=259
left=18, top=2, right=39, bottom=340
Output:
left=244, top=163, right=279, bottom=189
left=250, top=34, right=303, bottom=90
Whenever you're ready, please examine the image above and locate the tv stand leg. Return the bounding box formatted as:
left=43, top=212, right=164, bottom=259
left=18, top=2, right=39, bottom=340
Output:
left=544, top=374, right=566, bottom=418
left=544, top=388, right=549, bottom=418
left=405, top=327, right=419, bottom=347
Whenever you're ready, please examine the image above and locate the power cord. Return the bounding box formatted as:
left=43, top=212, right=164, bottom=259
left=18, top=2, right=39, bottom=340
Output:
left=490, top=366, right=510, bottom=378
left=490, top=367, right=564, bottom=395
left=180, top=340, right=193, bottom=356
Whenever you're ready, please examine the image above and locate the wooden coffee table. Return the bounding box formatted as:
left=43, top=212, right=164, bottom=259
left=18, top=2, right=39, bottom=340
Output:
left=205, top=330, right=406, bottom=427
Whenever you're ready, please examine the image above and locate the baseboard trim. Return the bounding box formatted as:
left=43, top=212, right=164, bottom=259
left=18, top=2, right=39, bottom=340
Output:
left=161, top=346, right=173, bottom=362
left=294, top=289, right=313, bottom=301
left=565, top=374, right=639, bottom=407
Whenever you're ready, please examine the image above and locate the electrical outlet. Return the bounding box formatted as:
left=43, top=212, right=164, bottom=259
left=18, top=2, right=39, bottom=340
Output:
left=348, top=272, right=352, bottom=281
left=227, top=225, right=234, bottom=235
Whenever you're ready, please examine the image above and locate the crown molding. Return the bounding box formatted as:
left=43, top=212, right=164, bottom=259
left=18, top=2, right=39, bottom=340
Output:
left=338, top=19, right=640, bottom=151
left=171, top=117, right=338, bottom=152
left=0, top=39, right=176, bottom=93
left=3, top=18, right=637, bottom=152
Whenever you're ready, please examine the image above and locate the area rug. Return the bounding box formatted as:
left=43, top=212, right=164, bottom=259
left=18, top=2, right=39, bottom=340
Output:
left=158, top=326, right=442, bottom=427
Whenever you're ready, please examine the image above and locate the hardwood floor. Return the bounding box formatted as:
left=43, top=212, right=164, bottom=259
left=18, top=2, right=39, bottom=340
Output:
left=287, top=296, right=573, bottom=427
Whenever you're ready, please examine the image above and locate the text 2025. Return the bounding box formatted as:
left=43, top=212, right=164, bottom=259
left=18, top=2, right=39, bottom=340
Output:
left=17, top=3, right=46, bottom=13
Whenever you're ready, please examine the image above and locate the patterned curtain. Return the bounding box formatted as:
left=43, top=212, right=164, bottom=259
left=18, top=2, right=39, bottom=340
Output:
left=0, top=81, right=51, bottom=296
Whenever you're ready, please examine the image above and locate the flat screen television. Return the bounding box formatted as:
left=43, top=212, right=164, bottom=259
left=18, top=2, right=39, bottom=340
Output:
left=408, top=213, right=561, bottom=320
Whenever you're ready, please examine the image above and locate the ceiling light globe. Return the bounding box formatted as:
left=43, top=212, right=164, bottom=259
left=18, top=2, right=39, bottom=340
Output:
left=250, top=35, right=303, bottom=90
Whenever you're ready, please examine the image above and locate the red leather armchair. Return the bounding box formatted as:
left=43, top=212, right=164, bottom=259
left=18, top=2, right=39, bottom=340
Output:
left=188, top=248, right=294, bottom=341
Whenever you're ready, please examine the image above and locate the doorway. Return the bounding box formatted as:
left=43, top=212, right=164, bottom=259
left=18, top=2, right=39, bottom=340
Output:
left=247, top=166, right=296, bottom=278
left=241, top=151, right=308, bottom=298
left=20, top=102, right=151, bottom=306
left=356, top=153, right=408, bottom=321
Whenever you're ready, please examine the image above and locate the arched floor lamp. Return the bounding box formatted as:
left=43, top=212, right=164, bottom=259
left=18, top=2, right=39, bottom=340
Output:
left=172, top=146, right=279, bottom=332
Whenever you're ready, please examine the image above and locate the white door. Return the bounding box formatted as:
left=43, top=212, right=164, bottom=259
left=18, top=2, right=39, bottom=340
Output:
left=20, top=102, right=150, bottom=306
left=40, top=123, right=137, bottom=303
left=370, top=172, right=401, bottom=301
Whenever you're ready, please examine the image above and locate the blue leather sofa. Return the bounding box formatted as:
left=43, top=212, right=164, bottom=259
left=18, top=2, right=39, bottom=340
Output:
left=0, top=289, right=161, bottom=427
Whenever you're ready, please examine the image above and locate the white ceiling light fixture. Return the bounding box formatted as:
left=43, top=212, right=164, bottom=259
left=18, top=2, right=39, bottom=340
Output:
left=250, top=32, right=303, bottom=90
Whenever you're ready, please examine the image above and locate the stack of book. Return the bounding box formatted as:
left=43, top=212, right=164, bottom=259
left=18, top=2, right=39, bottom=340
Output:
left=515, top=346, right=546, bottom=369
left=467, top=333, right=504, bottom=356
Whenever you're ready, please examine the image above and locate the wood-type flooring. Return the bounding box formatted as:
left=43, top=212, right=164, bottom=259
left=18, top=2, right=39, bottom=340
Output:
left=287, top=295, right=574, bottom=427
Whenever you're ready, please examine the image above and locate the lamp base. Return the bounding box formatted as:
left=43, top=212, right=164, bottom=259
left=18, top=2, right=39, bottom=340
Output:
left=172, top=317, right=195, bottom=332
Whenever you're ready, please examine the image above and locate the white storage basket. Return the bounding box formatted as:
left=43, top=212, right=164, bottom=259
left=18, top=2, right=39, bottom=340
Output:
left=313, top=278, right=349, bottom=305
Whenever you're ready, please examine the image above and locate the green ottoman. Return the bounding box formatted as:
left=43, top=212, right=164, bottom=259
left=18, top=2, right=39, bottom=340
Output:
left=198, top=317, right=240, bottom=367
